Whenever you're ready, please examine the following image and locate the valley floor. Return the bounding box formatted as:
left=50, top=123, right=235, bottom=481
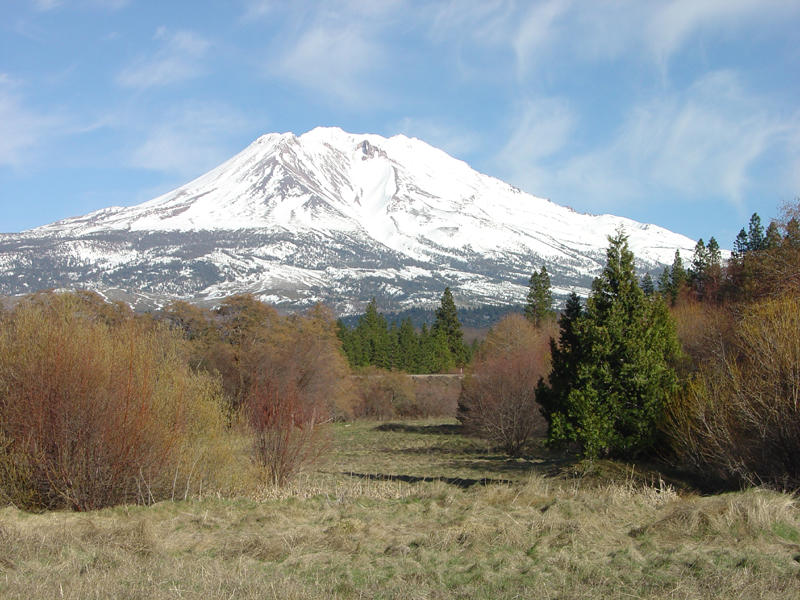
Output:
left=1, top=420, right=799, bottom=599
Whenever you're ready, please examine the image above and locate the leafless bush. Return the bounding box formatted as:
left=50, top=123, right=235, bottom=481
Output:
left=0, top=292, right=226, bottom=511
left=459, top=314, right=551, bottom=455
left=353, top=368, right=417, bottom=419
left=246, top=378, right=329, bottom=487
left=414, top=377, right=460, bottom=418
left=665, top=295, right=800, bottom=489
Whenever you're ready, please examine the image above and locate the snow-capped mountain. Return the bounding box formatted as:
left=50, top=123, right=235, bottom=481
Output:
left=0, top=127, right=696, bottom=313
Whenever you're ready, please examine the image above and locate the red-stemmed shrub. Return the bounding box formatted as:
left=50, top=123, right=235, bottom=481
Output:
left=459, top=314, right=552, bottom=456
left=0, top=292, right=224, bottom=511
left=245, top=377, right=329, bottom=487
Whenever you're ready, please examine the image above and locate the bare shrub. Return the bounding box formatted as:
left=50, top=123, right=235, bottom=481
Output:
left=459, top=314, right=551, bottom=455
left=238, top=305, right=349, bottom=485
left=671, top=302, right=736, bottom=375
left=414, top=376, right=461, bottom=418
left=199, top=300, right=355, bottom=420
left=0, top=292, right=226, bottom=511
left=246, top=378, right=329, bottom=487
left=665, top=295, right=800, bottom=489
left=353, top=367, right=417, bottom=419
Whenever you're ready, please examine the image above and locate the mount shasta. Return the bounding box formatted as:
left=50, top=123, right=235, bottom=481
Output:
left=0, top=127, right=696, bottom=313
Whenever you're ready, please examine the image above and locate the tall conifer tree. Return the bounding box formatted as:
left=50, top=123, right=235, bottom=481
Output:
left=524, top=266, right=554, bottom=327
left=431, top=287, right=466, bottom=366
left=538, top=231, right=680, bottom=459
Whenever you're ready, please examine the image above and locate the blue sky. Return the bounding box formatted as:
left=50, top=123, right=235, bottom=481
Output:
left=1, top=0, right=799, bottom=248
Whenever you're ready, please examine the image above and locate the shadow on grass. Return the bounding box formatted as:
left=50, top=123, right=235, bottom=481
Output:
left=342, top=471, right=511, bottom=489
left=374, top=423, right=464, bottom=435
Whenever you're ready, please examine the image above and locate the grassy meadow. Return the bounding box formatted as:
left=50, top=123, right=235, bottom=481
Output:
left=1, top=420, right=799, bottom=599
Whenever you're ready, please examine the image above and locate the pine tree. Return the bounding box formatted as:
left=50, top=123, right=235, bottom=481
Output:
left=396, top=317, right=419, bottom=372
left=765, top=222, right=781, bottom=250
left=387, top=321, right=400, bottom=370
left=417, top=323, right=434, bottom=374
left=707, top=237, right=721, bottom=265
left=431, top=287, right=466, bottom=366
left=640, top=273, right=655, bottom=297
left=354, top=298, right=389, bottom=368
left=538, top=231, right=680, bottom=459
left=689, top=239, right=710, bottom=298
left=524, top=266, right=554, bottom=327
left=428, top=327, right=455, bottom=373
left=747, top=213, right=765, bottom=252
left=733, top=228, right=749, bottom=258
left=656, top=267, right=671, bottom=298
left=537, top=292, right=583, bottom=438
left=669, top=249, right=687, bottom=304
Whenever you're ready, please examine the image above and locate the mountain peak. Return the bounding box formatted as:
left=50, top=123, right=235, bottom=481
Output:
left=0, top=128, right=698, bottom=313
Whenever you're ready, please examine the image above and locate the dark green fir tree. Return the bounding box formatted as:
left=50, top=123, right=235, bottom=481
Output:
left=524, top=266, right=554, bottom=327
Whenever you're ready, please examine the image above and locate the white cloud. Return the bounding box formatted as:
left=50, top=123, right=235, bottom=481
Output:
left=512, top=0, right=571, bottom=78
left=29, top=0, right=129, bottom=9
left=0, top=77, right=59, bottom=168
left=495, top=97, right=576, bottom=193
left=273, top=23, right=382, bottom=106
left=29, top=0, right=63, bottom=10
left=501, top=71, right=800, bottom=212
left=117, top=28, right=210, bottom=90
left=240, top=0, right=274, bottom=22
left=129, top=103, right=248, bottom=178
left=428, top=1, right=800, bottom=83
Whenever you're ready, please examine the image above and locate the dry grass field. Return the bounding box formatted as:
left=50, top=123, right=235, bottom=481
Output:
left=1, top=420, right=799, bottom=599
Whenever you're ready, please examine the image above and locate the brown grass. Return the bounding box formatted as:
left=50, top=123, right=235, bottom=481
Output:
left=1, top=420, right=799, bottom=599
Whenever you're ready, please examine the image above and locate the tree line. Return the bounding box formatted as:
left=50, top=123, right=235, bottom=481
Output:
left=335, top=288, right=471, bottom=374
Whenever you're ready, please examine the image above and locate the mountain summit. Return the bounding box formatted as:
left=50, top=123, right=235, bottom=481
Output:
left=0, top=127, right=695, bottom=312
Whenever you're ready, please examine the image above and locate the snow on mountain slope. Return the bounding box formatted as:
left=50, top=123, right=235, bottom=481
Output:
left=2, top=127, right=698, bottom=313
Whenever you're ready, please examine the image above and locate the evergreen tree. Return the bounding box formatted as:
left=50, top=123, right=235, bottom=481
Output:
left=431, top=287, right=466, bottom=366
left=765, top=221, right=781, bottom=250
left=537, top=292, right=584, bottom=435
left=387, top=321, right=400, bottom=370
left=747, top=213, right=765, bottom=252
left=733, top=228, right=749, bottom=258
left=354, top=298, right=390, bottom=368
left=707, top=237, right=721, bottom=265
left=417, top=323, right=433, bottom=374
left=689, top=239, right=710, bottom=298
left=524, top=266, right=554, bottom=327
left=429, top=327, right=455, bottom=373
left=656, top=267, right=671, bottom=298
left=669, top=249, right=687, bottom=304
left=640, top=273, right=655, bottom=297
left=396, top=317, right=419, bottom=372
left=336, top=319, right=357, bottom=366
left=538, top=231, right=680, bottom=459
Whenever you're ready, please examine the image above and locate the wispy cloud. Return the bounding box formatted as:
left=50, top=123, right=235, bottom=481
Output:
left=117, top=28, right=210, bottom=90
left=29, top=0, right=129, bottom=9
left=29, top=0, right=63, bottom=10
left=129, top=102, right=248, bottom=178
left=497, top=97, right=575, bottom=172
left=272, top=22, right=383, bottom=106
left=501, top=71, right=799, bottom=212
left=0, top=76, right=60, bottom=168
left=255, top=0, right=414, bottom=107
